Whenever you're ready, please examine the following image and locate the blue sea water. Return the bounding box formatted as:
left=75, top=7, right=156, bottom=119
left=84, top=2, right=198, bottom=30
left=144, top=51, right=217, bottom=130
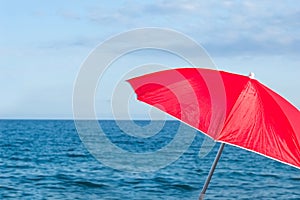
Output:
left=0, top=120, right=299, bottom=200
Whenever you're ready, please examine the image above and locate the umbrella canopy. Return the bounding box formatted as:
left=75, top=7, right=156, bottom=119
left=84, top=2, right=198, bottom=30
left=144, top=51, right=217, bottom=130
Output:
left=128, top=68, right=300, bottom=169
left=128, top=68, right=300, bottom=198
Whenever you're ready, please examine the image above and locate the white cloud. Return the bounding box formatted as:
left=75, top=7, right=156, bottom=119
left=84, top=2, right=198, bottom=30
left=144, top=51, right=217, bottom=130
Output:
left=63, top=1, right=299, bottom=56
left=58, top=10, right=81, bottom=20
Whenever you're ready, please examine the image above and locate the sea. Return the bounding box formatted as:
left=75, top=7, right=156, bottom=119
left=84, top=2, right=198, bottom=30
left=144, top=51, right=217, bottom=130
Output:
left=0, top=120, right=299, bottom=200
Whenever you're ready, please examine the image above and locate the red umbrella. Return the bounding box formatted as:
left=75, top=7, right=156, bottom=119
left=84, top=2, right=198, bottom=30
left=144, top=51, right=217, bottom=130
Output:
left=127, top=68, right=300, bottom=199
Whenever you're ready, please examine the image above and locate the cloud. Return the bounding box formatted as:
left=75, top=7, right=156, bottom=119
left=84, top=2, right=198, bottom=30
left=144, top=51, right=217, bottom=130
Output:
left=204, top=38, right=300, bottom=57
left=39, top=36, right=99, bottom=50
left=52, top=1, right=300, bottom=56
left=141, top=1, right=203, bottom=15
left=58, top=10, right=81, bottom=20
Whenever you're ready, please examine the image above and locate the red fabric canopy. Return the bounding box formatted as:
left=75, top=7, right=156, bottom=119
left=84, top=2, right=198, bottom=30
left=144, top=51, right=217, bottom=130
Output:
left=128, top=68, right=300, bottom=169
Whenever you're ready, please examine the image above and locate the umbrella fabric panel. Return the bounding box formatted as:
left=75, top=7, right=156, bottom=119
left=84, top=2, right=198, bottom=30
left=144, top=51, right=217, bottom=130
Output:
left=261, top=83, right=300, bottom=145
left=128, top=68, right=251, bottom=138
left=129, top=68, right=214, bottom=135
left=128, top=68, right=300, bottom=168
left=217, top=79, right=300, bottom=168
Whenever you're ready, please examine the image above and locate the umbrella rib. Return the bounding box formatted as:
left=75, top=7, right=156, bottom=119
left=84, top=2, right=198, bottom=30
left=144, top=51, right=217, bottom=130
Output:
left=215, top=80, right=251, bottom=140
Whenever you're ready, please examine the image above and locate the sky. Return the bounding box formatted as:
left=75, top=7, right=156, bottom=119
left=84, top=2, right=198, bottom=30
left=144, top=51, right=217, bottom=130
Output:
left=1, top=0, right=299, bottom=119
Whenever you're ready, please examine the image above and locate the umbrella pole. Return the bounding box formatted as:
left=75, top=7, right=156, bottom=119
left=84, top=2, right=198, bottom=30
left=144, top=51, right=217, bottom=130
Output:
left=199, top=143, right=225, bottom=200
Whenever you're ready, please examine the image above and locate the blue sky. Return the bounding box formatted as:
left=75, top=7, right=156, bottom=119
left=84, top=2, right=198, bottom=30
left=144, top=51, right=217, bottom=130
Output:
left=1, top=0, right=299, bottom=119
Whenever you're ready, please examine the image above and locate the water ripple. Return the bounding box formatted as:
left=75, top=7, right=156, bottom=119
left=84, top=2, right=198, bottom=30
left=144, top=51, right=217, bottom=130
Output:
left=0, top=120, right=299, bottom=200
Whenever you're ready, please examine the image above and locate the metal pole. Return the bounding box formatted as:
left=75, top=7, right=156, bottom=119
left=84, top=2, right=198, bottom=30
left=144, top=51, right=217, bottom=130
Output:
left=199, top=143, right=225, bottom=200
